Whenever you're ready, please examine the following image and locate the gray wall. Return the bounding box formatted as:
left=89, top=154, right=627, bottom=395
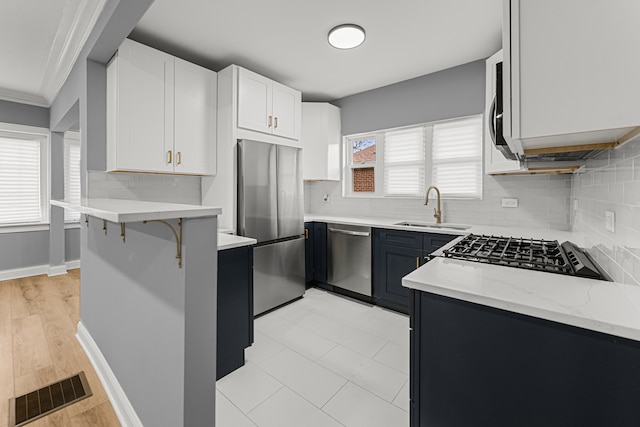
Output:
left=572, top=138, right=640, bottom=285
left=332, top=60, right=486, bottom=135
left=0, top=228, right=83, bottom=271
left=81, top=217, right=217, bottom=426
left=305, top=59, right=572, bottom=230
left=0, top=99, right=49, bottom=128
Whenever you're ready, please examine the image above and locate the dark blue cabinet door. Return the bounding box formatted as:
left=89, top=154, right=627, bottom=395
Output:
left=312, top=222, right=327, bottom=283
left=217, top=246, right=253, bottom=380
left=373, top=229, right=423, bottom=314
left=304, top=222, right=314, bottom=282
left=423, top=233, right=457, bottom=256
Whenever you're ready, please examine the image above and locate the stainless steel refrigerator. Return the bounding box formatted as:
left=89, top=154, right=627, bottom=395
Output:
left=237, top=139, right=305, bottom=316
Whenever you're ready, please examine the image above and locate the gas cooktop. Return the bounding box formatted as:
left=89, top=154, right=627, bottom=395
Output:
left=437, top=234, right=609, bottom=281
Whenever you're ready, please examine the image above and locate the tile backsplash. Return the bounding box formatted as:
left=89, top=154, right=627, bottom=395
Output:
left=88, top=171, right=201, bottom=205
left=305, top=173, right=572, bottom=231
left=571, top=139, right=640, bottom=286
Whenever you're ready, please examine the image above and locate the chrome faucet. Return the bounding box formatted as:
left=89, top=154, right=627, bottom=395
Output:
left=424, top=186, right=442, bottom=224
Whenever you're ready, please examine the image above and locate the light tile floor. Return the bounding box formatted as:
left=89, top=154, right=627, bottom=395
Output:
left=216, top=287, right=410, bottom=427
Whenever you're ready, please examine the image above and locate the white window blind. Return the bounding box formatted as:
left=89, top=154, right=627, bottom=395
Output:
left=383, top=126, right=425, bottom=197
left=0, top=137, right=42, bottom=224
left=64, top=138, right=81, bottom=222
left=431, top=115, right=483, bottom=199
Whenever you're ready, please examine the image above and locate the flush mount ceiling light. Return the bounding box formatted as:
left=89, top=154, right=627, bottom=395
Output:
left=328, top=24, right=366, bottom=49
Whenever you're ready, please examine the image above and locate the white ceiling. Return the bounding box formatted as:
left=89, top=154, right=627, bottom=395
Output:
left=131, top=0, right=503, bottom=102
left=0, top=0, right=105, bottom=107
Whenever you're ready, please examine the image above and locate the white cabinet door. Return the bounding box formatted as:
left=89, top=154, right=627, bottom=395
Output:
left=484, top=50, right=521, bottom=175
left=174, top=58, right=217, bottom=175
left=114, top=39, right=174, bottom=173
left=302, top=103, right=341, bottom=181
left=237, top=68, right=272, bottom=135
left=272, top=81, right=301, bottom=140
left=505, top=0, right=640, bottom=145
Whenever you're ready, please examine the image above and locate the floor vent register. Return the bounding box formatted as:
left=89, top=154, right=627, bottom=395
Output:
left=8, top=372, right=92, bottom=427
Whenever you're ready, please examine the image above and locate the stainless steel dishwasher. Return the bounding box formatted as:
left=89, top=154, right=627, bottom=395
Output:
left=327, top=223, right=372, bottom=296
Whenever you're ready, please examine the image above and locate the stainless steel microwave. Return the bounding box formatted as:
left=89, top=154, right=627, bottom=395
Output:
left=488, top=62, right=518, bottom=160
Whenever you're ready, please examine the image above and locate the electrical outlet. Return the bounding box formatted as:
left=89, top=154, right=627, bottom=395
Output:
left=502, top=198, right=519, bottom=208
left=605, top=210, right=615, bottom=232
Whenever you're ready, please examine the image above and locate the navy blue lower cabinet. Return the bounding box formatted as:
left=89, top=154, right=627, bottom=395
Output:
left=410, top=290, right=640, bottom=427
left=373, top=229, right=455, bottom=314
left=373, top=229, right=423, bottom=314
left=304, top=222, right=314, bottom=283
left=217, top=245, right=253, bottom=380
left=312, top=222, right=327, bottom=283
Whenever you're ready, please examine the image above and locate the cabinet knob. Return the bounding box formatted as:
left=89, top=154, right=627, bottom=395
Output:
left=268, top=115, right=273, bottom=128
left=176, top=152, right=182, bottom=165
left=167, top=150, right=173, bottom=164
left=274, top=116, right=278, bottom=129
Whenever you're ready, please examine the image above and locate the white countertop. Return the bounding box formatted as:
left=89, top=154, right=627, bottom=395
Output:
left=304, top=214, right=583, bottom=244
left=51, top=198, right=221, bottom=223
left=403, top=257, right=640, bottom=341
left=218, top=233, right=256, bottom=251
left=306, top=214, right=640, bottom=341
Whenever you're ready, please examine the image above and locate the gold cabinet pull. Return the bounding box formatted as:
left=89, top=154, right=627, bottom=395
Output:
left=167, top=150, right=173, bottom=164
left=305, top=228, right=309, bottom=239
left=274, top=116, right=278, bottom=129
left=176, top=152, right=182, bottom=165
left=416, top=257, right=420, bottom=269
left=268, top=115, right=273, bottom=128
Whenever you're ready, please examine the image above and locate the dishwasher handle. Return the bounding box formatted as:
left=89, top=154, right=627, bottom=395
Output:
left=328, top=227, right=370, bottom=237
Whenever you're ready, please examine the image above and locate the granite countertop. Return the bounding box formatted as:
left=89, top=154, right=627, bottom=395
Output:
left=51, top=198, right=221, bottom=223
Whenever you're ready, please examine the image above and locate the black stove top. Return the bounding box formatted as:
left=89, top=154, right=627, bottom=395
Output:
left=439, top=234, right=609, bottom=280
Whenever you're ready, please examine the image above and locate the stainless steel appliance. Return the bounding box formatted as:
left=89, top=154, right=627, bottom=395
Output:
left=237, top=140, right=305, bottom=315
left=432, top=234, right=610, bottom=280
left=327, top=223, right=372, bottom=296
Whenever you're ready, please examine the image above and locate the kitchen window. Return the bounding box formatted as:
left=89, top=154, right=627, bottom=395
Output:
left=64, top=132, right=81, bottom=222
left=0, top=123, right=49, bottom=226
left=343, top=114, right=482, bottom=199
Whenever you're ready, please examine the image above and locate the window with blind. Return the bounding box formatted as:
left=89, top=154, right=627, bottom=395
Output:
left=431, top=115, right=483, bottom=199
left=0, top=129, right=48, bottom=225
left=64, top=133, right=81, bottom=222
left=384, top=126, right=425, bottom=197
left=344, top=115, right=482, bottom=199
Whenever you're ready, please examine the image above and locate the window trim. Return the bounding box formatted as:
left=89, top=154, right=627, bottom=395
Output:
left=0, top=122, right=50, bottom=229
left=343, top=131, right=384, bottom=198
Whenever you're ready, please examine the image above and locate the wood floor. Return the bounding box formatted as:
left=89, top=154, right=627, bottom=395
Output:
left=0, top=270, right=121, bottom=427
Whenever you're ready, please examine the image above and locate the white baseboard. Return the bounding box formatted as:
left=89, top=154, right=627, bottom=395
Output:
left=76, top=321, right=143, bottom=427
left=0, top=260, right=81, bottom=281
left=66, top=259, right=81, bottom=270
left=48, top=264, right=67, bottom=277
left=0, top=265, right=49, bottom=281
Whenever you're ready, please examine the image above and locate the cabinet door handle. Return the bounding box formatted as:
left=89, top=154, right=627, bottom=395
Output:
left=305, top=228, right=309, bottom=239
left=268, top=115, right=273, bottom=128
left=274, top=116, right=278, bottom=129
left=176, top=152, right=182, bottom=165
left=416, top=257, right=420, bottom=269
left=167, top=150, right=173, bottom=164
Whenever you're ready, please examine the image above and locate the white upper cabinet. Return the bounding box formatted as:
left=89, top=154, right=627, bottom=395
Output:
left=302, top=103, right=341, bottom=181
left=174, top=58, right=217, bottom=175
left=484, top=50, right=522, bottom=175
left=503, top=0, right=640, bottom=154
left=107, top=39, right=216, bottom=175
left=237, top=67, right=301, bottom=141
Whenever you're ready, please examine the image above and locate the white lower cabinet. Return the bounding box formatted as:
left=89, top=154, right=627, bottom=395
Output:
left=107, top=39, right=216, bottom=175
left=302, top=103, right=341, bottom=181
